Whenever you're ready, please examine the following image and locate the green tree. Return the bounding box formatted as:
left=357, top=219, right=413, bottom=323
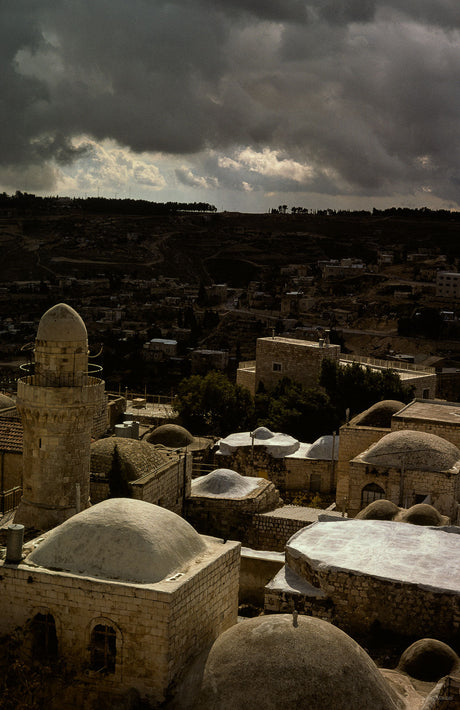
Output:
left=175, top=371, right=255, bottom=435
left=256, top=377, right=340, bottom=442
left=319, top=359, right=414, bottom=420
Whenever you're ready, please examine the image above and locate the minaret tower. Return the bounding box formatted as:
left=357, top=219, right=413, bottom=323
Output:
left=15, top=303, right=104, bottom=530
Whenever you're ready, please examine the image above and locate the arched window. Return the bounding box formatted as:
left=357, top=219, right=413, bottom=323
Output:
left=361, top=482, right=385, bottom=508
left=90, top=624, right=116, bottom=673
left=31, top=612, right=58, bottom=659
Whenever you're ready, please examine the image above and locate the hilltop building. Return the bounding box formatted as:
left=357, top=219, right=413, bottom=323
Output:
left=236, top=335, right=436, bottom=398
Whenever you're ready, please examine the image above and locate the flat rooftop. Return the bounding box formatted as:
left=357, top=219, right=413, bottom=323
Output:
left=258, top=336, right=339, bottom=350
left=288, top=520, right=460, bottom=594
left=393, top=399, right=460, bottom=425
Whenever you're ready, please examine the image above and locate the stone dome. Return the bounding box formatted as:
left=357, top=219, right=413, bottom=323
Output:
left=192, top=468, right=263, bottom=498
left=398, top=638, right=460, bottom=681
left=398, top=503, right=444, bottom=527
left=360, top=430, right=460, bottom=472
left=145, top=424, right=194, bottom=448
left=306, top=435, right=339, bottom=460
left=198, top=615, right=404, bottom=710
left=356, top=499, right=400, bottom=521
left=36, top=303, right=87, bottom=342
left=0, top=393, right=15, bottom=409
left=252, top=427, right=275, bottom=440
left=91, top=437, right=172, bottom=482
left=352, top=400, right=405, bottom=428
left=27, top=498, right=206, bottom=584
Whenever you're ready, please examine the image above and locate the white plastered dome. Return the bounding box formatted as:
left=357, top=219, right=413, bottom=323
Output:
left=27, top=498, right=206, bottom=584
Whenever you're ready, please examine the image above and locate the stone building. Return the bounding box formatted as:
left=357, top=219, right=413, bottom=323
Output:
left=90, top=437, right=191, bottom=514
left=335, top=400, right=405, bottom=509
left=265, top=519, right=460, bottom=642
left=347, top=429, right=460, bottom=520
left=216, top=427, right=338, bottom=495
left=0, top=498, right=240, bottom=709
left=185, top=468, right=281, bottom=544
left=15, top=303, right=105, bottom=530
left=236, top=335, right=436, bottom=398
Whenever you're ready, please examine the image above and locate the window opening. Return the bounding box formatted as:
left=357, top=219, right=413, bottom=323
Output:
left=31, top=612, right=58, bottom=659
left=361, top=482, right=385, bottom=508
left=90, top=624, right=116, bottom=673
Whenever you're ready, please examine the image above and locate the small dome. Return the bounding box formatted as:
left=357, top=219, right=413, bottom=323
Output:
left=356, top=499, right=400, bottom=521
left=352, top=400, right=405, bottom=428
left=398, top=639, right=460, bottom=681
left=192, top=469, right=263, bottom=498
left=27, top=498, right=206, bottom=584
left=198, top=615, right=404, bottom=710
left=360, top=430, right=460, bottom=472
left=398, top=503, right=444, bottom=527
left=253, top=426, right=275, bottom=440
left=0, top=393, right=15, bottom=409
left=307, top=435, right=339, bottom=461
left=36, top=303, right=87, bottom=342
left=91, top=437, right=171, bottom=482
left=145, top=424, right=194, bottom=448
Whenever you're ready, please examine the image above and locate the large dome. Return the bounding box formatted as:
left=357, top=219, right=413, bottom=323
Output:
left=145, top=424, right=194, bottom=448
left=36, top=303, right=87, bottom=342
left=27, top=498, right=206, bottom=584
left=198, top=615, right=404, bottom=710
left=91, top=437, right=172, bottom=481
left=360, top=429, right=460, bottom=472
left=352, top=400, right=405, bottom=428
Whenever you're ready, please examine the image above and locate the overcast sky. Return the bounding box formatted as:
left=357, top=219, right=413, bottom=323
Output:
left=2, top=1, right=460, bottom=211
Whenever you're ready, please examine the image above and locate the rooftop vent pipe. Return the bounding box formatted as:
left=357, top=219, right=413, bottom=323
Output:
left=6, top=524, right=24, bottom=563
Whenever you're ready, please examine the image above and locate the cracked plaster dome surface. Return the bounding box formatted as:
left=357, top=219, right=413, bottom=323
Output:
left=27, top=498, right=206, bottom=584
left=198, top=614, right=405, bottom=710
left=192, top=468, right=263, bottom=498
left=360, top=430, right=460, bottom=472
left=36, top=303, right=87, bottom=342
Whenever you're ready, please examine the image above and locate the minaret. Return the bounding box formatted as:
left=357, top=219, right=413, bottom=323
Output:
left=15, top=303, right=104, bottom=530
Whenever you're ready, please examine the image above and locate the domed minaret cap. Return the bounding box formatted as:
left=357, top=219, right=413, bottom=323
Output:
left=36, top=303, right=87, bottom=342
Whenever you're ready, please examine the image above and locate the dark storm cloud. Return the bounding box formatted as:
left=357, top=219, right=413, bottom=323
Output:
left=1, top=0, right=460, bottom=203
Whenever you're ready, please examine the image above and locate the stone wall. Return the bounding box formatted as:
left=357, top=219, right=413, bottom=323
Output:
left=284, top=457, right=334, bottom=493
left=0, top=540, right=240, bottom=708
left=347, top=460, right=460, bottom=519
left=91, top=454, right=192, bottom=515
left=255, top=337, right=340, bottom=392
left=107, top=396, right=126, bottom=431
left=185, top=481, right=281, bottom=544
left=91, top=392, right=108, bottom=439
left=217, top=448, right=335, bottom=495
left=335, top=425, right=390, bottom=509
left=392, top=417, right=460, bottom=449
left=283, top=548, right=460, bottom=640
left=239, top=549, right=284, bottom=606
left=249, top=511, right=312, bottom=551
